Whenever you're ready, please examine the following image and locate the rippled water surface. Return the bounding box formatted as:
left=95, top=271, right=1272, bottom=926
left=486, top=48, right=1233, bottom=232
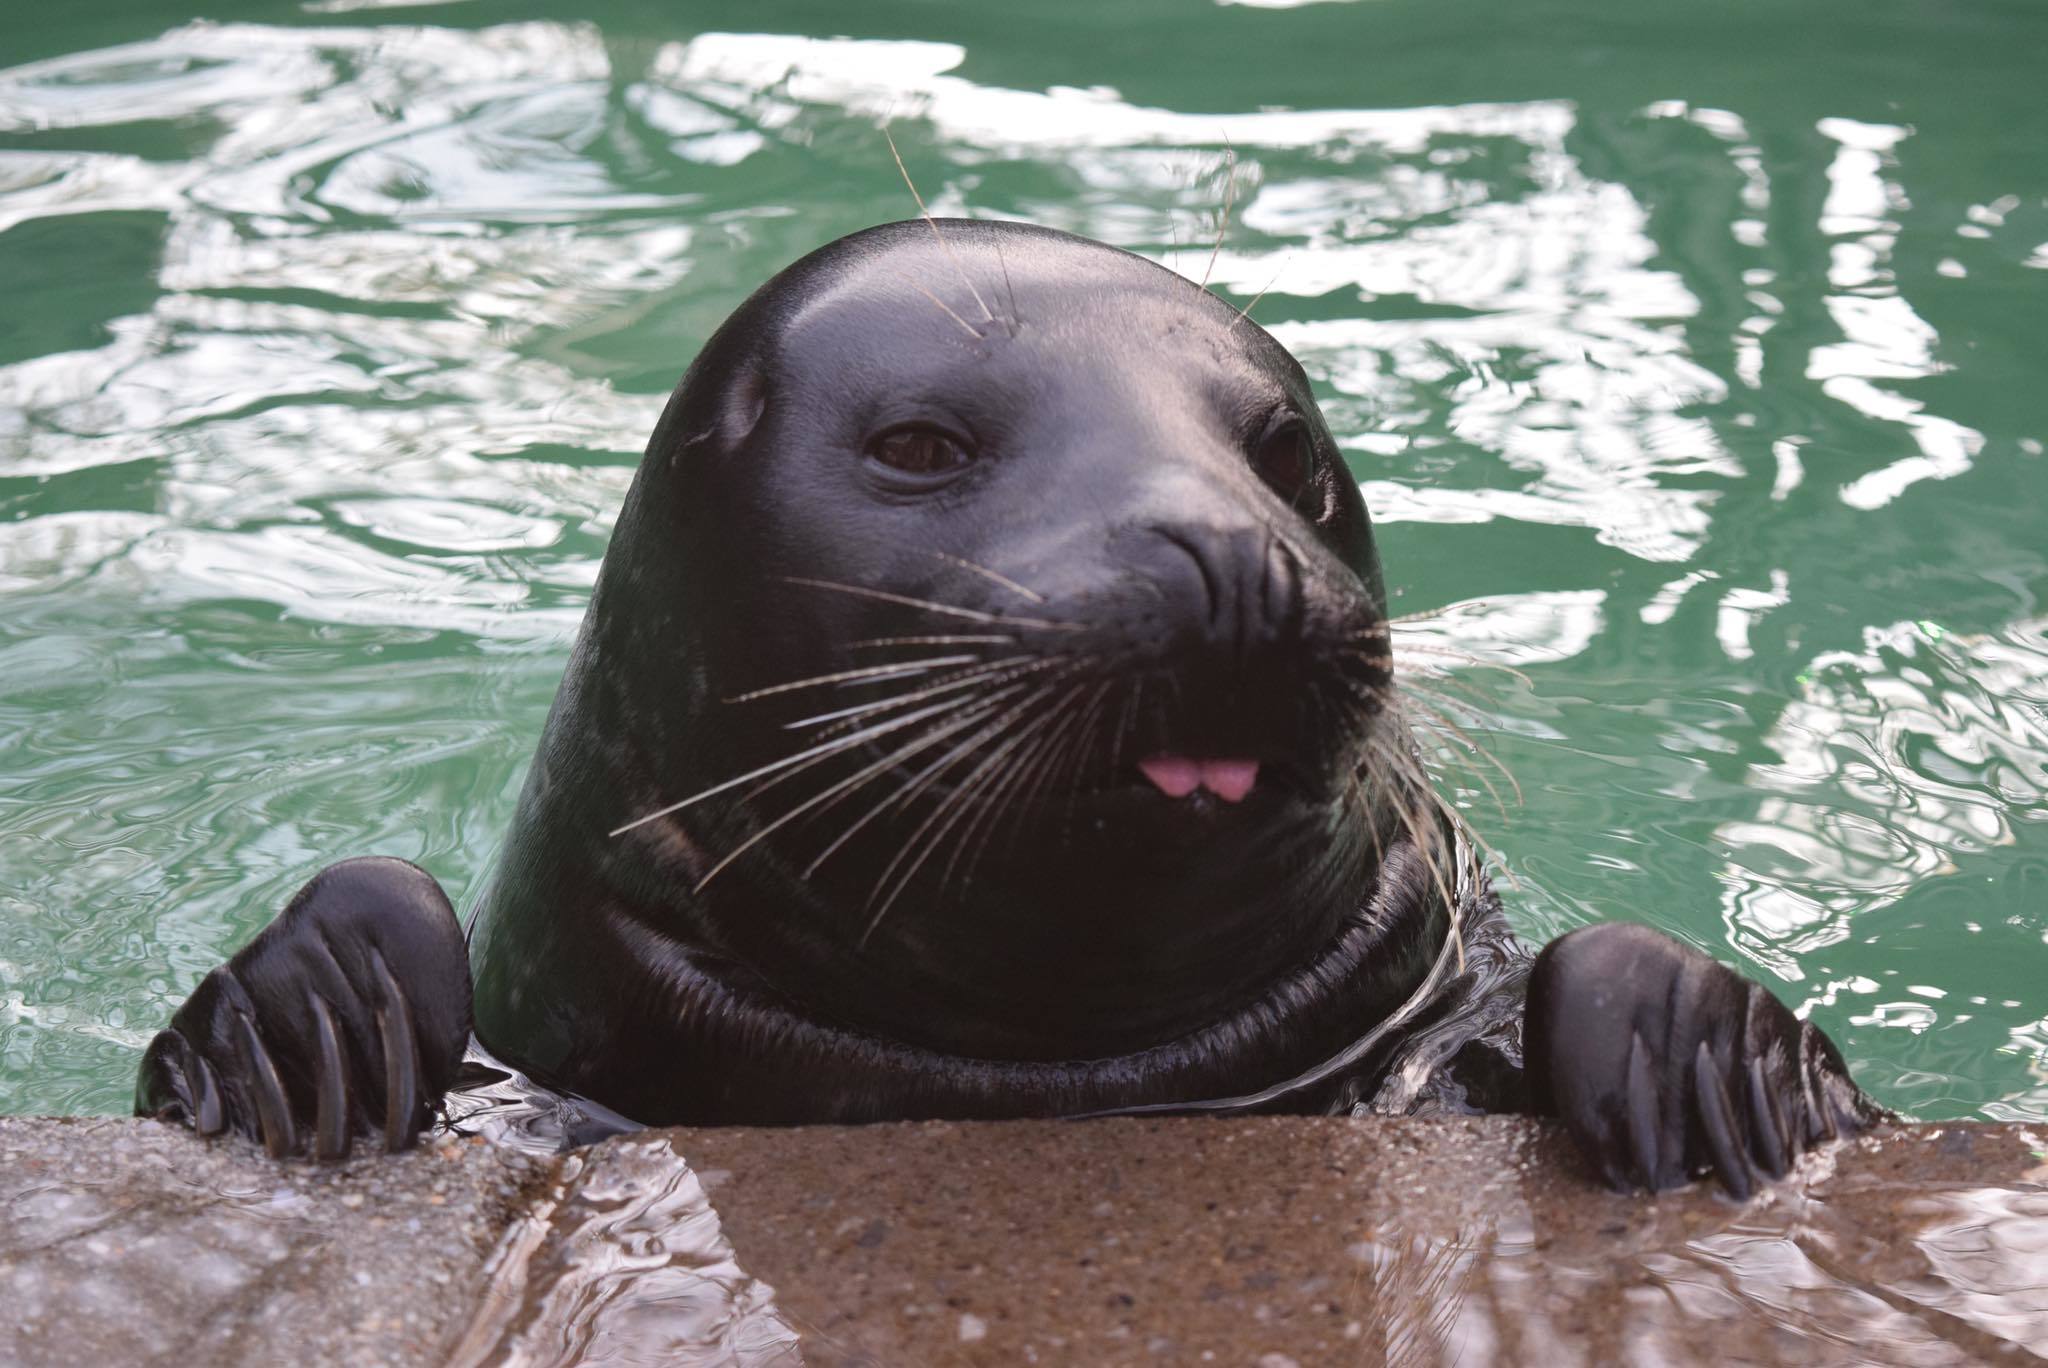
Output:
left=1, top=0, right=2044, bottom=1118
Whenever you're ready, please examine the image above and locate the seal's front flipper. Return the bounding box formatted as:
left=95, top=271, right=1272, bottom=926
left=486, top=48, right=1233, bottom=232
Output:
left=136, top=856, right=471, bottom=1160
left=1524, top=922, right=1884, bottom=1198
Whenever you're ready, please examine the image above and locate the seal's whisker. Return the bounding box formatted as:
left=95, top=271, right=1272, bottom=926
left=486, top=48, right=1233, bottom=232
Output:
left=1366, top=718, right=1513, bottom=916
left=798, top=671, right=1089, bottom=880
left=1387, top=671, right=1510, bottom=713
left=862, top=702, right=1072, bottom=938
left=875, top=682, right=1072, bottom=893
left=1392, top=712, right=1510, bottom=827
left=803, top=657, right=1066, bottom=740
left=929, top=551, right=1047, bottom=604
left=1027, top=672, right=1105, bottom=779
left=1225, top=254, right=1289, bottom=334
left=847, top=675, right=1073, bottom=929
left=989, top=680, right=1096, bottom=859
left=1041, top=675, right=1117, bottom=811
left=849, top=633, right=1017, bottom=650
left=779, top=656, right=1038, bottom=730
left=800, top=719, right=990, bottom=880
left=694, top=684, right=1039, bottom=895
left=936, top=690, right=1078, bottom=898
left=860, top=680, right=1084, bottom=934
left=1385, top=732, right=1515, bottom=913
left=779, top=575, right=1082, bottom=632
left=1329, top=664, right=1516, bottom=818
left=719, top=713, right=1014, bottom=894
left=640, top=697, right=977, bottom=837
left=944, top=679, right=1094, bottom=892
left=896, top=273, right=985, bottom=341
left=1383, top=638, right=1534, bottom=687
left=951, top=721, right=1055, bottom=878
left=1109, top=675, right=1145, bottom=778
left=773, top=664, right=1048, bottom=764
left=726, top=654, right=984, bottom=703
left=1387, top=599, right=1498, bottom=626
left=1367, top=745, right=1465, bottom=962
left=883, top=124, right=997, bottom=325
left=994, top=237, right=1021, bottom=336
left=608, top=695, right=984, bottom=837
left=958, top=670, right=1101, bottom=871
left=1416, top=763, right=1520, bottom=896
left=1042, top=676, right=1116, bottom=812
left=1394, top=693, right=1522, bottom=809
left=1350, top=769, right=1386, bottom=872
left=1200, top=143, right=1237, bottom=291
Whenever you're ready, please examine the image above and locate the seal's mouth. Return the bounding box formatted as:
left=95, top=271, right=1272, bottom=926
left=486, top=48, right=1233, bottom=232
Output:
left=1136, top=755, right=1261, bottom=803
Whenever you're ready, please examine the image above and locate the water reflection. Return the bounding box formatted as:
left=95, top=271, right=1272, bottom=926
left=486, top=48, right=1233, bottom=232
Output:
left=449, top=1135, right=800, bottom=1367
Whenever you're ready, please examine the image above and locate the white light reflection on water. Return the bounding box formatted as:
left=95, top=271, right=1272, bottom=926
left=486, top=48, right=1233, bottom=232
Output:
left=1723, top=617, right=2048, bottom=954
left=1810, top=116, right=1987, bottom=512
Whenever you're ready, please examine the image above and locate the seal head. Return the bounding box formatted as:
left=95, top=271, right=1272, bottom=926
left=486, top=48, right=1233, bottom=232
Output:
left=467, top=220, right=1452, bottom=1123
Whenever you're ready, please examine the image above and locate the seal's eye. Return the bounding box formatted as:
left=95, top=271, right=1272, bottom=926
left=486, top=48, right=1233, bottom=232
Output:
left=868, top=425, right=974, bottom=478
left=1252, top=417, right=1317, bottom=506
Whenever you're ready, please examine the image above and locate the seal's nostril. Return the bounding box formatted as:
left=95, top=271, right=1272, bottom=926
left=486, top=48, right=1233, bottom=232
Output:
left=1268, top=536, right=1306, bottom=641
left=1154, top=525, right=1225, bottom=633
left=1149, top=523, right=1304, bottom=663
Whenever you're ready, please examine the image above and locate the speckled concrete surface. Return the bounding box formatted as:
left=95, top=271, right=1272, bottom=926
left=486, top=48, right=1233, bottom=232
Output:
left=0, top=1115, right=550, bottom=1368
left=5, top=1114, right=2046, bottom=1366
left=664, top=1116, right=2048, bottom=1366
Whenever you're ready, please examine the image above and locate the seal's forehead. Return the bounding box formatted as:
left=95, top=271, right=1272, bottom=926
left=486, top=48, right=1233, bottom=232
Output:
left=759, top=219, right=1307, bottom=391
left=806, top=218, right=1174, bottom=293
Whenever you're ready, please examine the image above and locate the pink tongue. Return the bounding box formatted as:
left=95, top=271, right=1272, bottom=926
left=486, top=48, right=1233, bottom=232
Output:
left=1137, top=756, right=1261, bottom=803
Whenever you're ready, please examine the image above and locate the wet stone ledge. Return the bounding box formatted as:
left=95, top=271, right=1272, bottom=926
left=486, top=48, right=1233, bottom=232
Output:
left=4, top=1114, right=2047, bottom=1366
left=0, top=1115, right=553, bottom=1366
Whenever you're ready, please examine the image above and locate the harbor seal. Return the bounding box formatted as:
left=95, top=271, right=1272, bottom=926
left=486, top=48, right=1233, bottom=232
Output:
left=136, top=220, right=1881, bottom=1194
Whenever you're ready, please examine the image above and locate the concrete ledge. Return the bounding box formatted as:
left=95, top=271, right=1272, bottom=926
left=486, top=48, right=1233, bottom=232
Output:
left=664, top=1116, right=2048, bottom=1365
left=0, top=1115, right=551, bottom=1367
left=5, top=1114, right=2045, bottom=1365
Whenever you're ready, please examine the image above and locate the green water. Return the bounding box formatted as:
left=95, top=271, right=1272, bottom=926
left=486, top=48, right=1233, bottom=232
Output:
left=1, top=0, right=2044, bottom=1121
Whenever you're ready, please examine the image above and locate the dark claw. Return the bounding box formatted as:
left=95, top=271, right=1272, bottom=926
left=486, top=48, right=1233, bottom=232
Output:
left=1692, top=1040, right=1752, bottom=1201
left=371, top=946, right=421, bottom=1153
left=234, top=1006, right=298, bottom=1159
left=1527, top=922, right=1885, bottom=1197
left=190, top=1049, right=226, bottom=1136
left=135, top=856, right=472, bottom=1161
left=309, top=993, right=352, bottom=1162
left=1623, top=1031, right=1663, bottom=1190
left=1745, top=1054, right=1789, bottom=1178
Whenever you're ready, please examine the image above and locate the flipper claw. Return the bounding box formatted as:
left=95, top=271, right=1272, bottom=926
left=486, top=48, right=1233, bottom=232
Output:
left=134, top=856, right=472, bottom=1162
left=1528, top=922, right=1884, bottom=1196
left=309, top=992, right=352, bottom=1161
left=234, top=1007, right=298, bottom=1159
left=371, top=947, right=422, bottom=1153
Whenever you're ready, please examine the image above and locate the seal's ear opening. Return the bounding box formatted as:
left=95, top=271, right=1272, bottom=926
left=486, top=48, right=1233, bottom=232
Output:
left=655, top=345, right=770, bottom=477
left=718, top=352, right=770, bottom=450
